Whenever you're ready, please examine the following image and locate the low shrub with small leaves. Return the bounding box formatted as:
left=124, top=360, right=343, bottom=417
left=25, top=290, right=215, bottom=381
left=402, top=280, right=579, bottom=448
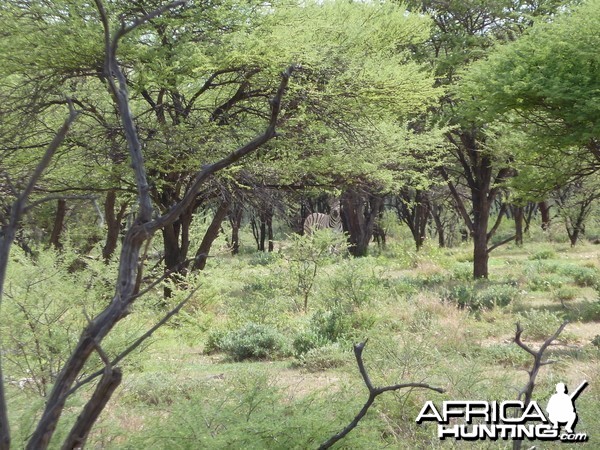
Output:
left=553, top=286, right=579, bottom=301
left=516, top=310, right=566, bottom=340
left=528, top=248, right=556, bottom=260
left=565, top=266, right=600, bottom=287
left=299, top=343, right=349, bottom=371
left=292, top=328, right=329, bottom=356
left=442, top=282, right=520, bottom=310
left=219, top=323, right=289, bottom=361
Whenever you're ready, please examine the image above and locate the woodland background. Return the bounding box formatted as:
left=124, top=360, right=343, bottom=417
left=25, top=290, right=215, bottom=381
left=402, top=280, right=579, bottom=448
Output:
left=0, top=0, right=599, bottom=448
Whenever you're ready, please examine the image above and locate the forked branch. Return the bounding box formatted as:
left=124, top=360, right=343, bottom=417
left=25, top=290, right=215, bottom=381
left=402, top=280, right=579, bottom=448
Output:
left=318, top=341, right=445, bottom=449
left=512, top=320, right=568, bottom=450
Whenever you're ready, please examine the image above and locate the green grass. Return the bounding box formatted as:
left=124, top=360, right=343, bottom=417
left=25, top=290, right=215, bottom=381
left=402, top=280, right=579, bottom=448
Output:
left=3, top=235, right=600, bottom=449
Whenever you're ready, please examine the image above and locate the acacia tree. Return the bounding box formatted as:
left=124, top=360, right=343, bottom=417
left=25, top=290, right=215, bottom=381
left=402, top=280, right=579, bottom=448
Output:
left=0, top=1, right=298, bottom=448
left=460, top=0, right=600, bottom=199
left=405, top=0, right=571, bottom=277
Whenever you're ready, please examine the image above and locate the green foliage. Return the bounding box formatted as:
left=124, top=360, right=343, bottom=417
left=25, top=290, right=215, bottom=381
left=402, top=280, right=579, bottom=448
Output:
left=325, top=258, right=383, bottom=307
left=442, top=281, right=520, bottom=310
left=125, top=369, right=380, bottom=450
left=516, top=310, right=566, bottom=341
left=553, top=286, right=579, bottom=302
left=218, top=323, right=289, bottom=361
left=528, top=248, right=557, bottom=260
left=1, top=247, right=111, bottom=395
left=562, top=265, right=600, bottom=288
left=564, top=300, right=600, bottom=323
left=482, top=344, right=531, bottom=367
left=461, top=1, right=600, bottom=153
left=284, top=230, right=346, bottom=312
left=298, top=343, right=349, bottom=372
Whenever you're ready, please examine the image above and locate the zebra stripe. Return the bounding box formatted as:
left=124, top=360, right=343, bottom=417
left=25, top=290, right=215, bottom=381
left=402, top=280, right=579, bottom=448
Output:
left=303, top=208, right=343, bottom=236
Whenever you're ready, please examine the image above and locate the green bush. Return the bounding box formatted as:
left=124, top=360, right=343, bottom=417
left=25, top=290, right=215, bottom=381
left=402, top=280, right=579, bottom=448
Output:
left=219, top=323, right=288, bottom=361
left=565, top=266, right=600, bottom=287
left=204, top=327, right=229, bottom=354
left=299, top=343, right=349, bottom=371
left=309, top=306, right=354, bottom=344
left=248, top=251, right=281, bottom=266
left=482, top=344, right=531, bottom=367
left=553, top=286, right=579, bottom=301
left=516, top=310, right=565, bottom=340
left=565, top=300, right=600, bottom=322
left=528, top=248, right=556, bottom=260
left=326, top=258, right=381, bottom=307
left=292, top=329, right=328, bottom=356
left=442, top=282, right=520, bottom=310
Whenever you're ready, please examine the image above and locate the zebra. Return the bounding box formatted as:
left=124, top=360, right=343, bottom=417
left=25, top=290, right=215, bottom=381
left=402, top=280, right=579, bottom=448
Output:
left=303, top=201, right=343, bottom=236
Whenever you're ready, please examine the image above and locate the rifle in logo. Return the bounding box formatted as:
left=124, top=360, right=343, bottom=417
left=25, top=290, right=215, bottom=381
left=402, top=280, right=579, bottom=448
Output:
left=546, top=380, right=588, bottom=434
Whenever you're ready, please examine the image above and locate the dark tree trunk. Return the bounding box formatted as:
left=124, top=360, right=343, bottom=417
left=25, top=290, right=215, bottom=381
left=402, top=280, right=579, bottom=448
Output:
left=193, top=201, right=230, bottom=270
left=523, top=202, right=536, bottom=233
left=49, top=199, right=67, bottom=250
left=395, top=189, right=430, bottom=251
left=61, top=368, right=122, bottom=450
left=539, top=201, right=551, bottom=231
left=441, top=131, right=513, bottom=279
left=565, top=201, right=592, bottom=247
left=102, top=191, right=128, bottom=262
left=568, top=227, right=581, bottom=246
left=255, top=206, right=273, bottom=252
left=266, top=209, right=274, bottom=252
left=373, top=200, right=387, bottom=249
left=430, top=203, right=445, bottom=247
left=472, top=186, right=491, bottom=279
left=229, top=202, right=243, bottom=255
left=161, top=204, right=194, bottom=297
left=342, top=189, right=382, bottom=257
left=259, top=218, right=266, bottom=251
left=513, top=205, right=524, bottom=246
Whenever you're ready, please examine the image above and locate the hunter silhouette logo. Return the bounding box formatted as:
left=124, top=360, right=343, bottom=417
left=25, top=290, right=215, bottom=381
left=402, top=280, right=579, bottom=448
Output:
left=416, top=380, right=589, bottom=443
left=546, top=381, right=587, bottom=434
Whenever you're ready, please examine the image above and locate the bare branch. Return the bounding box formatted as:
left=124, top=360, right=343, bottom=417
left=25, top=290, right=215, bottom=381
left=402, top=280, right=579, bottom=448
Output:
left=319, top=341, right=444, bottom=450
left=60, top=367, right=122, bottom=450
left=67, top=285, right=198, bottom=396
left=512, top=320, right=569, bottom=450
left=147, top=65, right=297, bottom=234
left=115, top=1, right=186, bottom=43
left=0, top=102, right=78, bottom=450
left=487, top=234, right=516, bottom=253
left=23, top=195, right=97, bottom=213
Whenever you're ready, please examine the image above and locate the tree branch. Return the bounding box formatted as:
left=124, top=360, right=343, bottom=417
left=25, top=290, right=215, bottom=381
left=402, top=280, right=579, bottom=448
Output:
left=147, top=65, right=296, bottom=234
left=0, top=102, right=78, bottom=450
left=318, top=341, right=444, bottom=449
left=487, top=234, right=516, bottom=253
left=513, top=321, right=568, bottom=450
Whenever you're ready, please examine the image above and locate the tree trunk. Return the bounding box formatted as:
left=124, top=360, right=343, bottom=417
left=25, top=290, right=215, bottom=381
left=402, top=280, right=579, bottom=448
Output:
left=441, top=131, right=512, bottom=279
left=229, top=202, right=243, bottom=255
left=430, top=204, right=445, bottom=247
left=49, top=199, right=67, bottom=250
left=61, top=368, right=122, bottom=450
left=161, top=205, right=194, bottom=297
left=342, top=189, right=382, bottom=257
left=539, top=201, right=551, bottom=231
left=102, top=191, right=128, bottom=262
left=259, top=218, right=266, bottom=252
left=266, top=209, right=274, bottom=252
left=473, top=213, right=490, bottom=279
left=193, top=201, right=230, bottom=271
left=513, top=205, right=524, bottom=246
left=395, top=190, right=430, bottom=251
